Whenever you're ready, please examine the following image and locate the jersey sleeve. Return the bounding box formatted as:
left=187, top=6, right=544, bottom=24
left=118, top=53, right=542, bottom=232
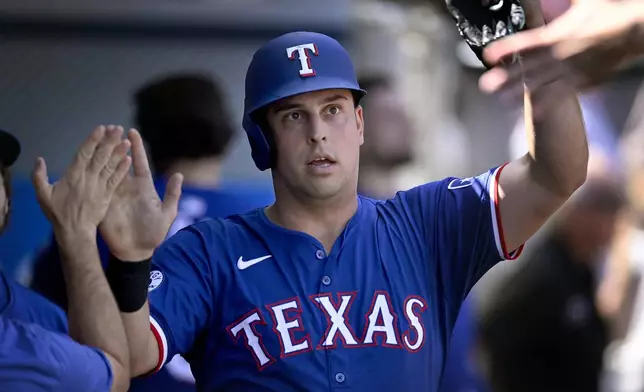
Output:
left=0, top=318, right=113, bottom=392
left=399, top=163, right=524, bottom=312
left=147, top=222, right=216, bottom=373
left=4, top=275, right=68, bottom=334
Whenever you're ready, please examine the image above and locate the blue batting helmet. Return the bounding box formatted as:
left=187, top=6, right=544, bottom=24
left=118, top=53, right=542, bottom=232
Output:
left=242, top=31, right=366, bottom=171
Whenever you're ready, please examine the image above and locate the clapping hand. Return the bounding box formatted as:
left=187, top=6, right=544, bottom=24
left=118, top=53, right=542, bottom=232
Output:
left=32, top=125, right=131, bottom=243
left=98, top=128, right=183, bottom=262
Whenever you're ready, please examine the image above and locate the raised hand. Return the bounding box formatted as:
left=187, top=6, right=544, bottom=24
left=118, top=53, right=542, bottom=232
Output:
left=479, top=0, right=642, bottom=96
left=32, top=125, right=131, bottom=241
left=99, top=128, right=183, bottom=261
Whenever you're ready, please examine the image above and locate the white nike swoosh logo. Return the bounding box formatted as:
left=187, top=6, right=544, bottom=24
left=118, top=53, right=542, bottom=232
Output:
left=489, top=0, right=503, bottom=11
left=448, top=178, right=473, bottom=190
left=237, top=255, right=272, bottom=270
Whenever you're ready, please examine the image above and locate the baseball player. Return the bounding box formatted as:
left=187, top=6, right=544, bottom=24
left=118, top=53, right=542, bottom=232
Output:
left=0, top=127, right=131, bottom=391
left=63, top=11, right=587, bottom=391
left=0, top=129, right=67, bottom=334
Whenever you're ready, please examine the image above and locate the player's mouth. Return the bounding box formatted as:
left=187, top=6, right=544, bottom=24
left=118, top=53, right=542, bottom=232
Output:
left=308, top=155, right=336, bottom=171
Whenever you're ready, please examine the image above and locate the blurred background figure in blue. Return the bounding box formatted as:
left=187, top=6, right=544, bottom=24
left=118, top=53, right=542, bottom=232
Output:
left=438, top=294, right=491, bottom=392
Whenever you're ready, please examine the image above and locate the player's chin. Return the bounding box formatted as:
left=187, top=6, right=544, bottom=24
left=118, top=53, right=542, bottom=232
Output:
left=302, top=178, right=344, bottom=200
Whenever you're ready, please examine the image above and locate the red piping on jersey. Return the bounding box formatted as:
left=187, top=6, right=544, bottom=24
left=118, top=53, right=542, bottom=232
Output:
left=494, top=163, right=524, bottom=260
left=150, top=322, right=166, bottom=374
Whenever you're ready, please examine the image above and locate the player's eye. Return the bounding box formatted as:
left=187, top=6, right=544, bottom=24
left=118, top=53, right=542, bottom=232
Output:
left=326, top=105, right=342, bottom=116
left=284, top=111, right=302, bottom=121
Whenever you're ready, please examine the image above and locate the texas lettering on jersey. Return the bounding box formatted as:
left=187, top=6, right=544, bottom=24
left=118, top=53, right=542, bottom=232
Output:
left=225, top=290, right=428, bottom=370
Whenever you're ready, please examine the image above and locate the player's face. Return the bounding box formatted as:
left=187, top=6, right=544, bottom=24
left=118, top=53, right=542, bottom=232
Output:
left=267, top=89, right=364, bottom=200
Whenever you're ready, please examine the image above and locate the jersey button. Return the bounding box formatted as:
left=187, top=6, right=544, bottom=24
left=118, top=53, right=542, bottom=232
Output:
left=322, top=276, right=331, bottom=286
left=335, top=373, right=346, bottom=383
left=315, top=249, right=325, bottom=260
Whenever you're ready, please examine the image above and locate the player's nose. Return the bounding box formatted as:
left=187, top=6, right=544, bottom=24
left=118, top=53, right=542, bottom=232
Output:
left=307, top=117, right=327, bottom=144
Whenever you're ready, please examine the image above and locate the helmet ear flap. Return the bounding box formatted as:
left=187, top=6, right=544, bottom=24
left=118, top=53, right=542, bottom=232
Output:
left=242, top=112, right=274, bottom=171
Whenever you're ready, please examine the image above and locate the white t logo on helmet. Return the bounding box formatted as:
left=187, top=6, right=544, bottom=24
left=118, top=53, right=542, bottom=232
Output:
left=286, top=43, right=319, bottom=77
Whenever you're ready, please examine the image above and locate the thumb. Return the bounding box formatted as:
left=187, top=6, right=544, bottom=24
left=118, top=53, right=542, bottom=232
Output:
left=162, top=173, right=183, bottom=219
left=31, top=157, right=53, bottom=206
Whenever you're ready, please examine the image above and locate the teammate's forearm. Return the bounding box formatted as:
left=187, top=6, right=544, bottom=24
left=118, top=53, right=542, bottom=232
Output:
left=121, top=302, right=160, bottom=377
left=56, top=231, right=130, bottom=391
left=523, top=84, right=588, bottom=198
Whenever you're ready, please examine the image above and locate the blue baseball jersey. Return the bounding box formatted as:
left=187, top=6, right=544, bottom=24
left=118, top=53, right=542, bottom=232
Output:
left=147, top=164, right=524, bottom=391
left=0, top=317, right=112, bottom=392
left=0, top=271, right=67, bottom=334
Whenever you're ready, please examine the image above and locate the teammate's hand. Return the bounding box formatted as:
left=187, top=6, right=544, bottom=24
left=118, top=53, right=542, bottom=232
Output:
left=99, top=128, right=183, bottom=262
left=32, top=126, right=132, bottom=241
left=479, top=0, right=640, bottom=96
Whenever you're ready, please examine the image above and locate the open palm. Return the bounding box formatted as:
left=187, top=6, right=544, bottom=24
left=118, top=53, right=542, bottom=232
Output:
left=33, top=126, right=131, bottom=240
left=99, top=129, right=183, bottom=262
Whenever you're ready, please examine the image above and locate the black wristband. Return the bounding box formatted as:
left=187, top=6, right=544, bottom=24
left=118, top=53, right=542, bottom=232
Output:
left=106, top=254, right=152, bottom=313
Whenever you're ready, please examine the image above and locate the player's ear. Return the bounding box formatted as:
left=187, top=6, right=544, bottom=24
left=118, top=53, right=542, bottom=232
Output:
left=355, top=105, right=364, bottom=146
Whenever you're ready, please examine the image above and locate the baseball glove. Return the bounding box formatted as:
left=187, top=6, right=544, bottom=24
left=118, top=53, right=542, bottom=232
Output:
left=446, top=0, right=527, bottom=68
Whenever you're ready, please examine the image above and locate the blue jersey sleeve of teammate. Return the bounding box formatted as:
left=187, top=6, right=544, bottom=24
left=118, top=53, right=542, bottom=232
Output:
left=0, top=317, right=113, bottom=392
left=0, top=272, right=68, bottom=334
left=399, top=164, right=524, bottom=313
left=147, top=221, right=216, bottom=372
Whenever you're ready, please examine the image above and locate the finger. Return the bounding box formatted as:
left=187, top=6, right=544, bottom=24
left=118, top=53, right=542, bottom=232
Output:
left=508, top=51, right=569, bottom=96
left=162, top=173, right=184, bottom=219
left=128, top=128, right=152, bottom=178
left=483, top=28, right=554, bottom=65
left=479, top=49, right=553, bottom=93
left=90, top=126, right=124, bottom=173
left=484, top=12, right=578, bottom=65
left=31, top=157, right=52, bottom=204
left=522, top=63, right=571, bottom=94
left=101, top=139, right=131, bottom=180
left=106, top=156, right=132, bottom=195
left=73, top=125, right=106, bottom=169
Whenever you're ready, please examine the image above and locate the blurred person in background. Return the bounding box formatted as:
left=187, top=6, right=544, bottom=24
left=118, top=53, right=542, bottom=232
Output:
left=601, top=84, right=644, bottom=392
left=477, top=150, right=626, bottom=392
left=356, top=74, right=414, bottom=199
left=29, top=73, right=274, bottom=392
left=438, top=294, right=491, bottom=392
